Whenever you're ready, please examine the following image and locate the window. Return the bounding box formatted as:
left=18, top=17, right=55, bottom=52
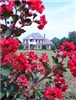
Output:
left=37, top=40, right=39, bottom=43
left=40, top=40, right=42, bottom=43
left=30, top=39, right=34, bottom=42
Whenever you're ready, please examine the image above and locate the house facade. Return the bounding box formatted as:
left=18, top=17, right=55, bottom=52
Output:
left=23, top=33, right=53, bottom=49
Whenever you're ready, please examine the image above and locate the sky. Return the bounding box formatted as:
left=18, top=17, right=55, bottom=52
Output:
left=0, top=0, right=76, bottom=42
left=18, top=0, right=76, bottom=42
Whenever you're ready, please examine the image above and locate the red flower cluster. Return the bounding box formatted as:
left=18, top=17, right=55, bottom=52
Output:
left=0, top=37, right=19, bottom=55
left=1, top=0, right=14, bottom=12
left=38, top=15, right=47, bottom=30
left=60, top=41, right=75, bottom=52
left=3, top=51, right=46, bottom=74
left=27, top=0, right=45, bottom=14
left=62, top=51, right=68, bottom=58
left=7, top=53, right=31, bottom=74
left=68, top=55, right=76, bottom=77
left=54, top=72, right=68, bottom=91
left=39, top=52, right=49, bottom=62
left=0, top=6, right=3, bottom=13
left=60, top=42, right=76, bottom=77
left=0, top=0, right=47, bottom=30
left=3, top=53, right=12, bottom=64
left=44, top=86, right=62, bottom=100
left=15, top=75, right=27, bottom=86
left=28, top=51, right=38, bottom=60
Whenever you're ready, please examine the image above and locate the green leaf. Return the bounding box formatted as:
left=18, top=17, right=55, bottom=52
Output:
left=18, top=6, right=24, bottom=12
left=1, top=24, right=8, bottom=32
left=21, top=18, right=32, bottom=26
left=12, top=15, right=18, bottom=23
left=57, top=66, right=67, bottom=72
left=34, top=20, right=40, bottom=24
left=54, top=65, right=67, bottom=74
left=54, top=68, right=60, bottom=74
left=18, top=44, right=24, bottom=50
left=13, top=28, right=26, bottom=36
left=15, top=0, right=21, bottom=7
left=4, top=29, right=11, bottom=38
left=31, top=72, right=39, bottom=83
left=23, top=8, right=29, bottom=14
left=52, top=56, right=58, bottom=64
left=3, top=11, right=12, bottom=19
left=0, top=85, right=6, bottom=99
left=42, top=62, right=51, bottom=75
left=25, top=18, right=31, bottom=23
left=0, top=68, right=10, bottom=77
left=14, top=95, right=26, bottom=100
left=0, top=90, right=5, bottom=99
left=6, top=83, right=16, bottom=97
left=32, top=87, right=41, bottom=99
left=0, top=74, right=7, bottom=80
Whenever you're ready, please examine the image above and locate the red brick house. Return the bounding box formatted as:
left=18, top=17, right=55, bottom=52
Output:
left=23, top=33, right=53, bottom=49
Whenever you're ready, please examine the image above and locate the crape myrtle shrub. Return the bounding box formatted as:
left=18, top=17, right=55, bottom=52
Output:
left=0, top=0, right=76, bottom=100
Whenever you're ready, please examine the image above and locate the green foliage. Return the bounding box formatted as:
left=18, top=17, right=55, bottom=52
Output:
left=18, top=44, right=24, bottom=50
left=6, top=83, right=17, bottom=97
left=54, top=65, right=67, bottom=74
left=1, top=24, right=8, bottom=33
left=51, top=37, right=60, bottom=49
left=0, top=86, right=5, bottom=99
left=68, top=31, right=76, bottom=45
left=4, top=29, right=11, bottom=38
left=51, top=44, right=56, bottom=50
left=42, top=44, right=46, bottom=49
left=42, top=62, right=51, bottom=75
left=12, top=15, right=18, bottom=23
left=15, top=0, right=21, bottom=7
left=32, top=87, right=41, bottom=99
left=0, top=68, right=10, bottom=77
left=13, top=28, right=26, bottom=36
left=3, top=11, right=12, bottom=19
left=60, top=37, right=68, bottom=45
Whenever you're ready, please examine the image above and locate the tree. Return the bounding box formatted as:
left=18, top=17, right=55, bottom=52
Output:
left=68, top=31, right=76, bottom=45
left=51, top=37, right=60, bottom=49
left=60, top=37, right=68, bottom=45
left=51, top=44, right=56, bottom=50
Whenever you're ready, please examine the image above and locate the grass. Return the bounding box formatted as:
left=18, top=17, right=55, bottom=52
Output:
left=17, top=49, right=76, bottom=99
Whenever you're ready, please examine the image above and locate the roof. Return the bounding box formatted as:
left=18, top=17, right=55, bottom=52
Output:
left=23, top=33, right=44, bottom=40
left=23, top=33, right=53, bottom=45
left=45, top=38, right=53, bottom=44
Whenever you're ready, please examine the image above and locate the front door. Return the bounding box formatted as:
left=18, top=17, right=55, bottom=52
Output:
left=30, top=44, right=34, bottom=50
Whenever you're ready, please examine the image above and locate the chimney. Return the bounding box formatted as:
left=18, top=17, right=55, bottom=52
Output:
left=43, top=34, right=46, bottom=44
left=44, top=33, right=45, bottom=38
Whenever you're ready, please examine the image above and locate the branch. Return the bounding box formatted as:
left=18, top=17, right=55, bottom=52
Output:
left=26, top=75, right=47, bottom=92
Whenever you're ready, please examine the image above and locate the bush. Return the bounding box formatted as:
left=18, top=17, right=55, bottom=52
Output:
left=42, top=44, right=46, bottom=49
left=51, top=44, right=56, bottom=50
left=18, top=44, right=24, bottom=50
